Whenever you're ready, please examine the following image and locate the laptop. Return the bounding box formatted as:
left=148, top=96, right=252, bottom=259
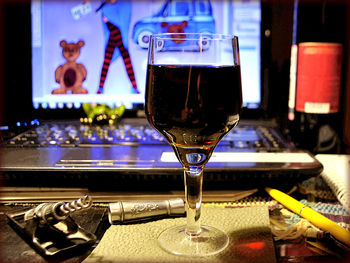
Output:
left=0, top=0, right=322, bottom=196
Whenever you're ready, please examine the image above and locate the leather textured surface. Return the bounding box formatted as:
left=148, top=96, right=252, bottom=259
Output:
left=84, top=206, right=276, bottom=262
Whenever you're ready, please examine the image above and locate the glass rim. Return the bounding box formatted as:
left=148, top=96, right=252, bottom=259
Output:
left=150, top=33, right=238, bottom=41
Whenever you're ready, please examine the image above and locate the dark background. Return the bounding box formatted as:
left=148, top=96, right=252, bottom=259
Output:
left=0, top=0, right=350, bottom=153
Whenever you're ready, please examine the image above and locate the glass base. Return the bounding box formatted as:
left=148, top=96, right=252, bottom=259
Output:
left=158, top=225, right=229, bottom=257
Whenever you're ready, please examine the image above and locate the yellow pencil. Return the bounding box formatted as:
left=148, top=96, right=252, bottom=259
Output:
left=265, top=187, right=350, bottom=247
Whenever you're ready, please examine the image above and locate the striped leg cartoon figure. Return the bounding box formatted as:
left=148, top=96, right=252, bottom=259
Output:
left=97, top=0, right=139, bottom=94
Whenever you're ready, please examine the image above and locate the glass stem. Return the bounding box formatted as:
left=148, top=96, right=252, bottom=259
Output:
left=184, top=166, right=203, bottom=236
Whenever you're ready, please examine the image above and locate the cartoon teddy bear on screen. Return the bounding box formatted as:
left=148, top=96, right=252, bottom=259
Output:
left=52, top=40, right=88, bottom=94
left=161, top=21, right=188, bottom=44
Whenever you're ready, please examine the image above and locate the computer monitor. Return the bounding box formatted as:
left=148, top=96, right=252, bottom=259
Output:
left=31, top=0, right=261, bottom=110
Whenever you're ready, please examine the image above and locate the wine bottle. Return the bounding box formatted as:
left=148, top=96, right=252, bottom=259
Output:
left=288, top=0, right=346, bottom=153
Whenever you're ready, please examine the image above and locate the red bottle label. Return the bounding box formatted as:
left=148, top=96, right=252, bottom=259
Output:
left=296, top=43, right=342, bottom=113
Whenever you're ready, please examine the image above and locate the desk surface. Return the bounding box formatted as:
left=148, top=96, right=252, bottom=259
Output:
left=1, top=203, right=349, bottom=263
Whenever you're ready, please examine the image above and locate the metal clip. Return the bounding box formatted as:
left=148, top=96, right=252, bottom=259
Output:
left=6, top=195, right=96, bottom=257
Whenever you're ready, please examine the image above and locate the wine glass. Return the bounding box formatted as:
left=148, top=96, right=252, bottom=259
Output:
left=145, top=33, right=242, bottom=257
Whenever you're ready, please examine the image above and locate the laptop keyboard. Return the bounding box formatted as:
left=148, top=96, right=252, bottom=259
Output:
left=4, top=121, right=292, bottom=151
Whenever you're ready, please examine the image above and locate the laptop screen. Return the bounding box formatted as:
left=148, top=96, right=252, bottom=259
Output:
left=31, top=0, right=261, bottom=111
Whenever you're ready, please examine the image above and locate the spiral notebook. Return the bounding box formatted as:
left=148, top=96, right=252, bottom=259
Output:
left=315, top=154, right=350, bottom=214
